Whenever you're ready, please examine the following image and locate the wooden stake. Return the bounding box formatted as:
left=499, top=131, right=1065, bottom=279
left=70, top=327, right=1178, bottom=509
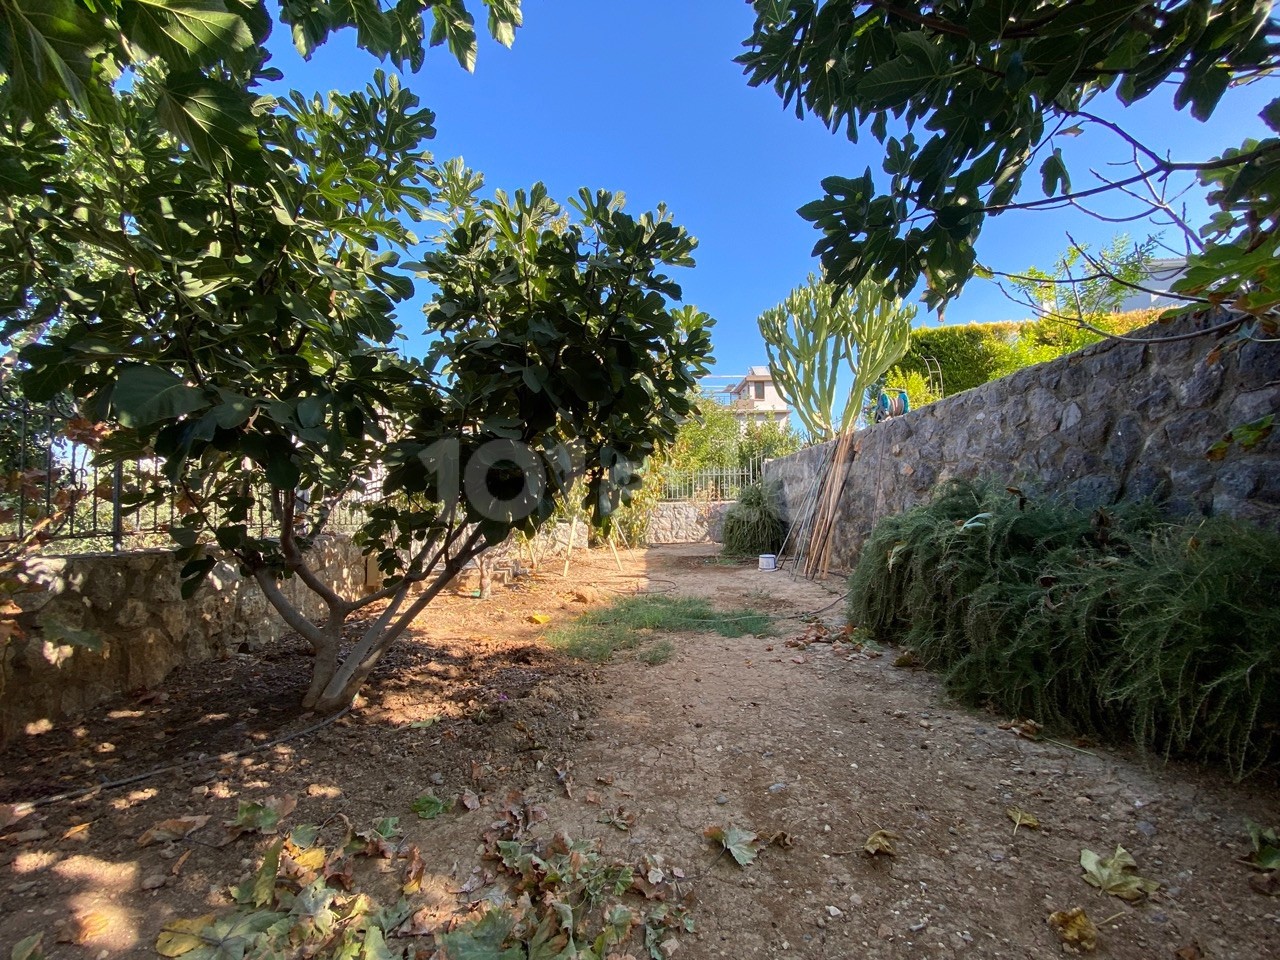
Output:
left=562, top=515, right=577, bottom=578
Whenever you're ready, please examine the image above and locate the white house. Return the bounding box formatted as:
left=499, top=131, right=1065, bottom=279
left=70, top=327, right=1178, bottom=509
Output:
left=1116, top=256, right=1189, bottom=313
left=714, top=366, right=791, bottom=428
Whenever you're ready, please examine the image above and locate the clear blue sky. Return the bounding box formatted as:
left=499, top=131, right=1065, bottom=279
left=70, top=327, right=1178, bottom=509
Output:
left=264, top=1, right=1278, bottom=382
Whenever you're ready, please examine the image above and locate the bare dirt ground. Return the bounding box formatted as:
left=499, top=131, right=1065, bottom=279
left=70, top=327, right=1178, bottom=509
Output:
left=2, top=543, right=1279, bottom=959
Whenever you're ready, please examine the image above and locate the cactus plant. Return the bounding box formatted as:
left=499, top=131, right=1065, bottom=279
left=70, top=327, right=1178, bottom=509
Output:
left=758, top=275, right=916, bottom=441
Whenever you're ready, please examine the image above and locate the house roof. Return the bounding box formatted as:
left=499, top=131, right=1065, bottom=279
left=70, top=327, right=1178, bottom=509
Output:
left=726, top=366, right=774, bottom=395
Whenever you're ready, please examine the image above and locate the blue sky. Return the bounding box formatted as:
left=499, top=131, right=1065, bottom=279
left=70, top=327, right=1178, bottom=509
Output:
left=265, top=0, right=1278, bottom=383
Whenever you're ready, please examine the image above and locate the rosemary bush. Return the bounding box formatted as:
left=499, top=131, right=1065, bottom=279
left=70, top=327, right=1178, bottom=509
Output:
left=721, top=481, right=785, bottom=557
left=848, top=479, right=1280, bottom=778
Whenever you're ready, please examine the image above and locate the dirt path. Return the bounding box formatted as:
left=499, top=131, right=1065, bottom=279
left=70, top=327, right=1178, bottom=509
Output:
left=2, top=544, right=1278, bottom=958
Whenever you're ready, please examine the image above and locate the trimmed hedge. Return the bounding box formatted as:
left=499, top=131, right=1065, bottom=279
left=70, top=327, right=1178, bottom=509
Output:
left=894, top=309, right=1160, bottom=400
left=848, top=479, right=1280, bottom=778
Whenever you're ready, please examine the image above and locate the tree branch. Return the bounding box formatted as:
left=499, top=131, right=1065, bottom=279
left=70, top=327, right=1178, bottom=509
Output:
left=279, top=489, right=349, bottom=613
left=252, top=567, right=327, bottom=649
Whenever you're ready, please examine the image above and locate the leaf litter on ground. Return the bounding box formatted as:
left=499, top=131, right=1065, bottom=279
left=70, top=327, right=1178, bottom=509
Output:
left=1079, top=845, right=1160, bottom=900
left=703, top=825, right=765, bottom=867
left=1006, top=806, right=1041, bottom=834
left=863, top=829, right=899, bottom=857
left=1047, top=907, right=1098, bottom=952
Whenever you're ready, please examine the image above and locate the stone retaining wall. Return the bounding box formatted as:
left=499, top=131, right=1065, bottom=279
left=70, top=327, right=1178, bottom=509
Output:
left=1, top=537, right=368, bottom=744
left=646, top=501, right=730, bottom=544
left=766, top=313, right=1280, bottom=572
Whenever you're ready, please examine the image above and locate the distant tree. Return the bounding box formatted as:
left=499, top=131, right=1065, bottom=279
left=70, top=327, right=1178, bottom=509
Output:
left=665, top=399, right=741, bottom=471
left=1002, top=235, right=1156, bottom=334
left=739, top=419, right=802, bottom=465
left=758, top=275, right=915, bottom=440
left=739, top=1, right=1280, bottom=345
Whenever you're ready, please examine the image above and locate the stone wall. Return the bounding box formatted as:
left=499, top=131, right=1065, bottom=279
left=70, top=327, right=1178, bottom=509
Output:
left=766, top=313, right=1280, bottom=573
left=646, top=501, right=730, bottom=544
left=1, top=537, right=369, bottom=744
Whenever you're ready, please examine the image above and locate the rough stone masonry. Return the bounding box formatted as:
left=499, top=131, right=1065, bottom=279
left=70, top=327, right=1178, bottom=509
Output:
left=766, top=312, right=1280, bottom=573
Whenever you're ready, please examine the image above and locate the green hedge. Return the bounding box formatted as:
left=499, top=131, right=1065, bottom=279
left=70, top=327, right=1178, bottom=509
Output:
left=847, top=480, right=1280, bottom=778
left=894, top=309, right=1160, bottom=400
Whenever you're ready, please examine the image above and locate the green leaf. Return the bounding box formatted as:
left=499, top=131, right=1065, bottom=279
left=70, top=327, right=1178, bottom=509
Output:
left=264, top=454, right=301, bottom=490
left=411, top=792, right=450, bottom=820
left=290, top=824, right=322, bottom=849
left=857, top=55, right=935, bottom=109
left=230, top=838, right=282, bottom=907
left=436, top=908, right=523, bottom=960
left=1246, top=821, right=1280, bottom=870
left=1040, top=148, right=1070, bottom=197
left=10, top=933, right=44, bottom=960
left=0, top=0, right=109, bottom=116
left=153, top=69, right=262, bottom=170
left=360, top=925, right=394, bottom=960
left=119, top=1, right=256, bottom=69
left=1236, top=414, right=1274, bottom=451
left=112, top=365, right=207, bottom=428
left=224, top=795, right=297, bottom=839
left=1262, top=98, right=1280, bottom=134
left=212, top=390, right=255, bottom=429
left=703, top=824, right=762, bottom=867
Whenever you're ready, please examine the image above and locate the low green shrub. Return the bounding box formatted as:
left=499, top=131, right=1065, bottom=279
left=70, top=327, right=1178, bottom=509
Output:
left=848, top=479, right=1280, bottom=777
left=721, top=481, right=784, bottom=557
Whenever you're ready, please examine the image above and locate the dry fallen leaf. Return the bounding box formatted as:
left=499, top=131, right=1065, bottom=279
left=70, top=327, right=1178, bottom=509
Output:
left=460, top=789, right=481, bottom=811
left=766, top=831, right=794, bottom=849
left=1047, top=907, right=1097, bottom=952
left=0, top=803, right=32, bottom=832
left=138, top=815, right=210, bottom=847
left=1007, top=806, right=1041, bottom=833
left=73, top=912, right=111, bottom=944
left=155, top=914, right=217, bottom=957
left=61, top=822, right=92, bottom=843
left=704, top=825, right=763, bottom=867
left=1080, top=845, right=1160, bottom=901
left=170, top=849, right=193, bottom=876
left=402, top=845, right=427, bottom=895
left=863, top=830, right=899, bottom=857
left=528, top=612, right=552, bottom=624
left=1249, top=871, right=1280, bottom=897
left=1174, top=942, right=1205, bottom=960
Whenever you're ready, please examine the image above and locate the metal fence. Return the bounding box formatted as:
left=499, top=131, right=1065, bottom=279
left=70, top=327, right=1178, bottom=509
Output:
left=0, top=397, right=371, bottom=556
left=659, top=460, right=762, bottom=502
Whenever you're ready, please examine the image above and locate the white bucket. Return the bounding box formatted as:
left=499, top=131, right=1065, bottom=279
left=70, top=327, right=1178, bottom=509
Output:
left=758, top=554, right=777, bottom=571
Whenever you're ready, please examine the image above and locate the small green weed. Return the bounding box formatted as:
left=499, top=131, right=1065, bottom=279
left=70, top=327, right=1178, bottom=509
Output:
left=546, top=594, right=771, bottom=663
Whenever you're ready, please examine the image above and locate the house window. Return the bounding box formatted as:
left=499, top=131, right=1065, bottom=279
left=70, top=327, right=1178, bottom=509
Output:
left=754, top=382, right=765, bottom=400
